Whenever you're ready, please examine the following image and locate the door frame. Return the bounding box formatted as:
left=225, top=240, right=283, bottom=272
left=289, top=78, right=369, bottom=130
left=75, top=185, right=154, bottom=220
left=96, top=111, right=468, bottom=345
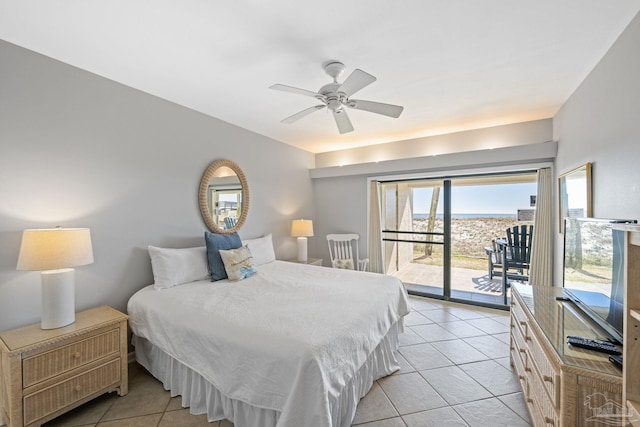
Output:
left=368, top=164, right=549, bottom=309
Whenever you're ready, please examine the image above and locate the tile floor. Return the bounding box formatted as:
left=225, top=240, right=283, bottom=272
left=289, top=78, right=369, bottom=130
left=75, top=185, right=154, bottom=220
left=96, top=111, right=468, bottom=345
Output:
left=43, top=295, right=531, bottom=427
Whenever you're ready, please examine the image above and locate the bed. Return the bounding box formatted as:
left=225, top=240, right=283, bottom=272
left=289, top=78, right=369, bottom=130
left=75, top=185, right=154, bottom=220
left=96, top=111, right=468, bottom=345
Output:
left=128, top=258, right=409, bottom=427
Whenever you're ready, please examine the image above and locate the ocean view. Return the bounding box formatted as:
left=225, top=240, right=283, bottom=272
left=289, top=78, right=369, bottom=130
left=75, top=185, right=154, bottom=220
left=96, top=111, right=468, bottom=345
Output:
left=411, top=215, right=532, bottom=260
left=414, top=213, right=517, bottom=219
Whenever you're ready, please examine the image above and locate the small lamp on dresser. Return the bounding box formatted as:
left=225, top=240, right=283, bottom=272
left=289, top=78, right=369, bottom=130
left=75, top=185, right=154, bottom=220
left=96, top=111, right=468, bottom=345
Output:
left=17, top=227, right=94, bottom=329
left=291, top=219, right=314, bottom=263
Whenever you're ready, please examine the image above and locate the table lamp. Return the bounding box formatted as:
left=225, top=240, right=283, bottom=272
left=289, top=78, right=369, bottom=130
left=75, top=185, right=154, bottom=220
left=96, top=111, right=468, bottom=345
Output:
left=291, top=219, right=314, bottom=262
left=17, top=227, right=94, bottom=329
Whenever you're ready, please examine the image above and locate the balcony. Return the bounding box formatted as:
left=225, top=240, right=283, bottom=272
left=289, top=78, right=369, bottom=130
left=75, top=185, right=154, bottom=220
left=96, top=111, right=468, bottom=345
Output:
left=391, top=262, right=518, bottom=306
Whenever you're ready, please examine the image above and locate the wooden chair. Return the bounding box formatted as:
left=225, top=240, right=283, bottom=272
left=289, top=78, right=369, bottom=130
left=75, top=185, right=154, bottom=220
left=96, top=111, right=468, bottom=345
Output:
left=501, top=225, right=534, bottom=290
left=484, top=238, right=505, bottom=279
left=326, top=233, right=369, bottom=271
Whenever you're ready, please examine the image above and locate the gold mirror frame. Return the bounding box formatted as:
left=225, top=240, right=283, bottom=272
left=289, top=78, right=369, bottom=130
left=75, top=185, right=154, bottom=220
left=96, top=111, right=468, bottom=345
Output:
left=199, top=159, right=249, bottom=234
left=558, top=162, right=592, bottom=233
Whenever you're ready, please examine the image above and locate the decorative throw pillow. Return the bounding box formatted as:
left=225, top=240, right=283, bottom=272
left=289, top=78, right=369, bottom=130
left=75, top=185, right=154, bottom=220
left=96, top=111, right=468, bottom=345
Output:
left=332, top=258, right=355, bottom=270
left=148, top=246, right=210, bottom=289
left=204, top=231, right=242, bottom=281
left=219, top=246, right=257, bottom=281
left=242, top=233, right=276, bottom=266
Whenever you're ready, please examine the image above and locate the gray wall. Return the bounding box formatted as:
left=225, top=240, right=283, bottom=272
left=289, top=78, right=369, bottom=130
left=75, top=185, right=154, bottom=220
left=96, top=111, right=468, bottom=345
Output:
left=552, top=11, right=640, bottom=284
left=316, top=119, right=553, bottom=168
left=313, top=175, right=370, bottom=266
left=0, top=41, right=315, bottom=331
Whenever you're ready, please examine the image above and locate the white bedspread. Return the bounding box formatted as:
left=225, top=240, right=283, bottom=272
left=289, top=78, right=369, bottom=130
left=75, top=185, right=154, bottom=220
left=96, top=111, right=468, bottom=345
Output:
left=128, top=260, right=409, bottom=427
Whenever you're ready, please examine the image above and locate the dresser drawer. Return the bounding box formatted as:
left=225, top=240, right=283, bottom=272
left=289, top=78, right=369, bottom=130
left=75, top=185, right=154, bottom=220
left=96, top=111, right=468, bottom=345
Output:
left=511, top=322, right=529, bottom=368
left=23, top=328, right=120, bottom=388
left=528, top=360, right=560, bottom=425
left=511, top=341, right=529, bottom=395
left=511, top=302, right=530, bottom=339
left=527, top=394, right=544, bottom=427
left=511, top=298, right=528, bottom=323
left=527, top=328, right=560, bottom=408
left=529, top=393, right=557, bottom=427
left=23, top=358, right=121, bottom=425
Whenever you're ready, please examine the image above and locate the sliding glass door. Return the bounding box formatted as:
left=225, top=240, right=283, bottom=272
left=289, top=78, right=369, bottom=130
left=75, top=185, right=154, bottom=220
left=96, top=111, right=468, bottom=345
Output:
left=449, top=174, right=537, bottom=306
left=381, top=180, right=446, bottom=297
left=378, top=172, right=537, bottom=308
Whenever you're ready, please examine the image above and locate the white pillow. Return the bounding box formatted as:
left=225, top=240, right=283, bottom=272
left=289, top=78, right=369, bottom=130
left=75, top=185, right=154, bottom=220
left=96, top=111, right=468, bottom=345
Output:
left=242, top=233, right=276, bottom=266
left=219, top=245, right=257, bottom=281
left=148, top=245, right=210, bottom=289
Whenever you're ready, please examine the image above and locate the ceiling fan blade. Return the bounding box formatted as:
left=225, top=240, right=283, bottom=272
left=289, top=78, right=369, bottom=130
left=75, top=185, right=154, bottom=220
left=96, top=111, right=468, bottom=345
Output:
left=281, top=105, right=326, bottom=124
left=337, top=69, right=376, bottom=97
left=348, top=99, right=404, bottom=118
left=270, top=84, right=323, bottom=99
left=332, top=109, right=354, bottom=134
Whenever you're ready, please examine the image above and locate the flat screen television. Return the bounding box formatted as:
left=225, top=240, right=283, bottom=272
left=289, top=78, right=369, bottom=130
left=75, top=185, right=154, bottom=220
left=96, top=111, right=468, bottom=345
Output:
left=563, top=218, right=636, bottom=345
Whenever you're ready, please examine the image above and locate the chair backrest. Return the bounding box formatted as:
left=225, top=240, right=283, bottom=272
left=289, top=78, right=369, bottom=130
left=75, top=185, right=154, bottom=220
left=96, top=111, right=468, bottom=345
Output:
left=327, top=233, right=361, bottom=271
left=490, top=238, right=504, bottom=263
left=224, top=217, right=237, bottom=229
left=505, top=225, right=534, bottom=264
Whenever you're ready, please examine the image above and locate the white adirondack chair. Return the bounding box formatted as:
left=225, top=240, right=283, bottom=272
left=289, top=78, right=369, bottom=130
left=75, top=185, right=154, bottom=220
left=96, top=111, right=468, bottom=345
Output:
left=326, top=233, right=369, bottom=272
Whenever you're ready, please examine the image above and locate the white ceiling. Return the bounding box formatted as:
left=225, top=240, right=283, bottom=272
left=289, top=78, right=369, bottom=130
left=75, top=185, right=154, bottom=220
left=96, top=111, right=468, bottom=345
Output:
left=1, top=1, right=639, bottom=153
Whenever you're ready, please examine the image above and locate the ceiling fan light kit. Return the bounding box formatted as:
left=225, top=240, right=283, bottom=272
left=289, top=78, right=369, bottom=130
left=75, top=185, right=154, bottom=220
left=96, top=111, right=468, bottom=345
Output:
left=270, top=61, right=404, bottom=134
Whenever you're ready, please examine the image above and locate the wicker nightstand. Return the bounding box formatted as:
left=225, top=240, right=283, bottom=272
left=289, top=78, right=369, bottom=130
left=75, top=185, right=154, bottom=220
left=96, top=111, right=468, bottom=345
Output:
left=0, top=306, right=128, bottom=427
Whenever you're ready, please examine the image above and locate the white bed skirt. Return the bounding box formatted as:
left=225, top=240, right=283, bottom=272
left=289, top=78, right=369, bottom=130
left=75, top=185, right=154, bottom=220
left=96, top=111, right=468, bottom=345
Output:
left=132, top=320, right=403, bottom=427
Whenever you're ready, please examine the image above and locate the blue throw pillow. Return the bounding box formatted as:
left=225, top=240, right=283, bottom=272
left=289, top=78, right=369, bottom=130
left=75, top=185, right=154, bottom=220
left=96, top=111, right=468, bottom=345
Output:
left=204, top=231, right=242, bottom=281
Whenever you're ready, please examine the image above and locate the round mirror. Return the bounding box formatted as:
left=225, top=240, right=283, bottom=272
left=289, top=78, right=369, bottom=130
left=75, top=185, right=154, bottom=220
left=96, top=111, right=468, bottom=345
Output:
left=199, top=159, right=249, bottom=234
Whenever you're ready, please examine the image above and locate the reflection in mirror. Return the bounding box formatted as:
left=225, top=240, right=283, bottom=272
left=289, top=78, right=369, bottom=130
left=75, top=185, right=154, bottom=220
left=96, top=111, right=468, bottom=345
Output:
left=558, top=163, right=592, bottom=233
left=199, top=160, right=249, bottom=234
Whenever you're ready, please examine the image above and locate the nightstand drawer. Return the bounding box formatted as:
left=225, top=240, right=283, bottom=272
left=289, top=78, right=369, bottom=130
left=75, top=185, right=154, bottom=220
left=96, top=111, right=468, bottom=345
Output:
left=23, top=358, right=121, bottom=425
left=23, top=328, right=120, bottom=388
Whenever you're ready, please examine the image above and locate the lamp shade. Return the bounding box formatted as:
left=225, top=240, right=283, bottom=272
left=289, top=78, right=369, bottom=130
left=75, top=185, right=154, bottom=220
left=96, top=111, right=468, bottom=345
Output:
left=17, top=228, right=94, bottom=271
left=291, top=220, right=314, bottom=237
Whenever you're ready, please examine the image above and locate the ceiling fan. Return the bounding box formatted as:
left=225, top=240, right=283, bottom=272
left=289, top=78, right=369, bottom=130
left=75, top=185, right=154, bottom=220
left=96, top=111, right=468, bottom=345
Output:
left=270, top=61, right=404, bottom=134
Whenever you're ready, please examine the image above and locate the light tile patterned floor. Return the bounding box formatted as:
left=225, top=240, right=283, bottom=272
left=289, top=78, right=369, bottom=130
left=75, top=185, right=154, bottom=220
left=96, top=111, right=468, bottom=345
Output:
left=43, top=295, right=531, bottom=426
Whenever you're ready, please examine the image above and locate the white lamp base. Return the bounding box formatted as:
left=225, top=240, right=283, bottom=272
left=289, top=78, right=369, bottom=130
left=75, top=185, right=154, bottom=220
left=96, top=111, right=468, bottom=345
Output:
left=41, top=268, right=76, bottom=329
left=297, top=237, right=308, bottom=262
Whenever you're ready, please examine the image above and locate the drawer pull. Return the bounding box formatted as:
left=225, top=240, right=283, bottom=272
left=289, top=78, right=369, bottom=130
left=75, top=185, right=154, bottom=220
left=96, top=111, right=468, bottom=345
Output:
left=526, top=398, right=534, bottom=403
left=74, top=352, right=82, bottom=359
left=525, top=335, right=532, bottom=342
left=519, top=321, right=527, bottom=326
left=519, top=348, right=526, bottom=353
left=544, top=416, right=554, bottom=425
left=543, top=375, right=553, bottom=383
left=518, top=375, right=526, bottom=380
left=525, top=367, right=532, bottom=372
left=74, top=385, right=82, bottom=392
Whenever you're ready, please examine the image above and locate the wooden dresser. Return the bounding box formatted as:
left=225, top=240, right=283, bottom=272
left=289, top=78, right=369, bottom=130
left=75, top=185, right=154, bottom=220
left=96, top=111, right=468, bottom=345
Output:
left=511, top=284, right=625, bottom=426
left=0, top=306, right=128, bottom=427
left=618, top=225, right=640, bottom=426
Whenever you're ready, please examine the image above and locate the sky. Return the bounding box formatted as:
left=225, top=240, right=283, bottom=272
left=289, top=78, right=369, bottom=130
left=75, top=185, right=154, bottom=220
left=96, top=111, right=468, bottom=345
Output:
left=413, top=183, right=538, bottom=215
